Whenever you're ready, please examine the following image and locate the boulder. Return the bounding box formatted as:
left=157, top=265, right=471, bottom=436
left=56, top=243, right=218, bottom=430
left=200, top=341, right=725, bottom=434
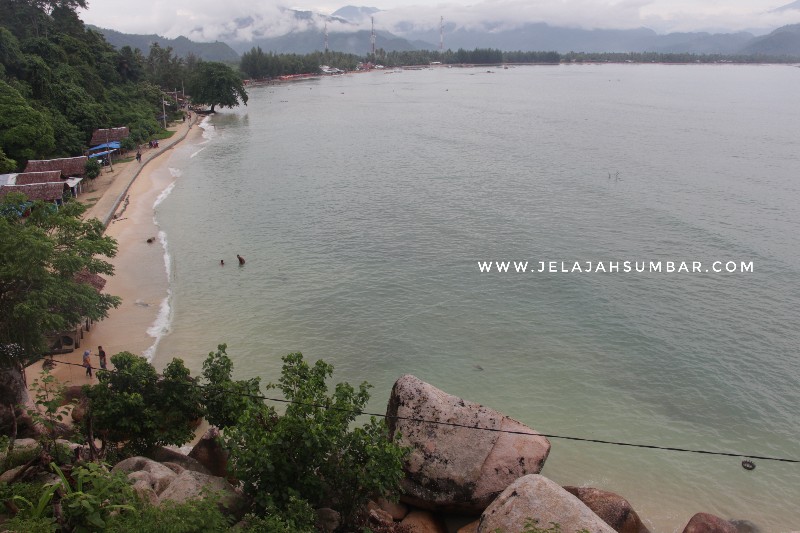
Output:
left=478, top=475, right=616, bottom=533
left=386, top=374, right=550, bottom=512
left=375, top=498, right=409, bottom=521
left=368, top=507, right=394, bottom=528
left=148, top=446, right=212, bottom=475
left=158, top=469, right=246, bottom=518
left=188, top=426, right=229, bottom=478
left=112, top=456, right=176, bottom=495
left=457, top=521, right=480, bottom=533
left=131, top=478, right=159, bottom=506
left=399, top=510, right=448, bottom=533
left=315, top=508, right=341, bottom=532
left=682, top=513, right=738, bottom=533
left=564, top=486, right=650, bottom=533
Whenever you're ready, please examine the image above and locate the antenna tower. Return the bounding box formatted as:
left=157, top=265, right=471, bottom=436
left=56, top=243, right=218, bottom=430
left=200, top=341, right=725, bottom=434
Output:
left=324, top=22, right=328, bottom=52
left=371, top=16, right=376, bottom=55
left=440, top=16, right=444, bottom=51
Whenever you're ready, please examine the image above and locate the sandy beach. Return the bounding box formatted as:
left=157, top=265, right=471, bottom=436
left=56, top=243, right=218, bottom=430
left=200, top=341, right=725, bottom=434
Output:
left=25, top=114, right=205, bottom=389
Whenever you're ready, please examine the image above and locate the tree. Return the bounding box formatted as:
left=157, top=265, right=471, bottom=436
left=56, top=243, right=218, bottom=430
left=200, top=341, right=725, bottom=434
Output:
left=223, top=352, right=407, bottom=526
left=188, top=61, right=248, bottom=113
left=85, top=353, right=204, bottom=456
left=0, top=193, right=120, bottom=406
left=0, top=79, right=55, bottom=164
left=201, top=344, right=263, bottom=430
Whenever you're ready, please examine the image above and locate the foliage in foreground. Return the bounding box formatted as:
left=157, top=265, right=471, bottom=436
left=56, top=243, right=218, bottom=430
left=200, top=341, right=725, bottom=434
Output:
left=0, top=194, right=120, bottom=370
left=223, top=352, right=407, bottom=525
left=86, top=352, right=204, bottom=455
left=80, top=346, right=407, bottom=528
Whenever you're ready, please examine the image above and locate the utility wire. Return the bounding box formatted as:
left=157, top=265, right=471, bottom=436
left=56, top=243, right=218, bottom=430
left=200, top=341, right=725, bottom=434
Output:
left=46, top=358, right=799, bottom=466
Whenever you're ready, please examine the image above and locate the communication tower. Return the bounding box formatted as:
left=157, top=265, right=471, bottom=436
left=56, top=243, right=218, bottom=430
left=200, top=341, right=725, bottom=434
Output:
left=371, top=16, right=376, bottom=55
left=324, top=22, right=328, bottom=52
left=440, top=16, right=444, bottom=51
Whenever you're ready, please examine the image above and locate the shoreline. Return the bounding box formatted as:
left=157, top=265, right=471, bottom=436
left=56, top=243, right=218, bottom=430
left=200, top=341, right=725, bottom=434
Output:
left=26, top=114, right=206, bottom=389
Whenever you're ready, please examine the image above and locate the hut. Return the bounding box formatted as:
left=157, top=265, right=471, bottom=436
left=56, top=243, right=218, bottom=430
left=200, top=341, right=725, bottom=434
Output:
left=0, top=182, right=70, bottom=206
left=13, top=170, right=84, bottom=198
left=90, top=127, right=129, bottom=147
left=24, top=156, right=88, bottom=179
left=13, top=170, right=63, bottom=185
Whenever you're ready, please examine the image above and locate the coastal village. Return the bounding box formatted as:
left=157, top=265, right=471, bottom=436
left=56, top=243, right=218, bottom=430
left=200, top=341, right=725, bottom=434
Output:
left=2, top=0, right=798, bottom=532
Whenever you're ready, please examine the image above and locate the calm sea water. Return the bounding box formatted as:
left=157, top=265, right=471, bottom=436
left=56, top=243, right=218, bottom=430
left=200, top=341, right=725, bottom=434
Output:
left=152, top=64, right=800, bottom=532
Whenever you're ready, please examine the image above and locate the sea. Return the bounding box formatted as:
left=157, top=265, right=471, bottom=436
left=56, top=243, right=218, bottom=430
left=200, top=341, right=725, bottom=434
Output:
left=147, top=64, right=800, bottom=532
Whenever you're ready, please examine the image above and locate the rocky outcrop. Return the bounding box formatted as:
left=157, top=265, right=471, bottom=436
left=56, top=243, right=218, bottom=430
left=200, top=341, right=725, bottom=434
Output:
left=564, top=486, right=650, bottom=533
left=399, top=510, right=448, bottom=533
left=112, top=456, right=177, bottom=494
left=681, top=513, right=738, bottom=533
left=159, top=469, right=246, bottom=517
left=386, top=374, right=550, bottom=513
left=478, top=475, right=616, bottom=533
left=148, top=446, right=212, bottom=475
left=188, top=426, right=229, bottom=478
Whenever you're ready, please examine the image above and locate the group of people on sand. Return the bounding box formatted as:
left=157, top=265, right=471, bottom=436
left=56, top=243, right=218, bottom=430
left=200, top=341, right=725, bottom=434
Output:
left=82, top=346, right=107, bottom=378
left=220, top=255, right=246, bottom=266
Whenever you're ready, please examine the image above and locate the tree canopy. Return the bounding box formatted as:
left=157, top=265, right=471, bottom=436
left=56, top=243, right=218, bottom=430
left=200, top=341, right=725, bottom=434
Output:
left=188, top=61, right=248, bottom=112
left=0, top=193, right=120, bottom=369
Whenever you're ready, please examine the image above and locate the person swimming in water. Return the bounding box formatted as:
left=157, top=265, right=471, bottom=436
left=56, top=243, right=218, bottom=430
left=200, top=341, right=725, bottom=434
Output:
left=237, top=254, right=245, bottom=265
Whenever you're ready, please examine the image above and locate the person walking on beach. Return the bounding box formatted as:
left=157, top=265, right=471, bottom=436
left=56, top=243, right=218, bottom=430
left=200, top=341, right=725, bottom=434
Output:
left=136, top=150, right=141, bottom=163
left=97, top=346, right=107, bottom=370
left=83, top=350, right=92, bottom=378
left=237, top=254, right=245, bottom=265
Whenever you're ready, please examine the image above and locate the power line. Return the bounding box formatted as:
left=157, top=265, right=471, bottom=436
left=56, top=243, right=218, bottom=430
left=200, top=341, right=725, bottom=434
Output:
left=46, top=358, right=799, bottom=466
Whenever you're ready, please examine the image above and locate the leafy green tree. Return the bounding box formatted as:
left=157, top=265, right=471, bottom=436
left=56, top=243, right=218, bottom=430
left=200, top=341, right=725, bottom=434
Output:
left=85, top=353, right=204, bottom=455
left=188, top=61, right=248, bottom=112
left=0, top=193, right=119, bottom=404
left=223, top=352, right=407, bottom=526
left=201, top=344, right=263, bottom=430
left=0, top=146, right=15, bottom=172
left=0, top=79, right=54, bottom=163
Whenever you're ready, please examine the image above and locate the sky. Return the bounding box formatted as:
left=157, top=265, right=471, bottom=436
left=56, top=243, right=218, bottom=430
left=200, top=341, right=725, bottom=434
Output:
left=79, top=0, right=800, bottom=42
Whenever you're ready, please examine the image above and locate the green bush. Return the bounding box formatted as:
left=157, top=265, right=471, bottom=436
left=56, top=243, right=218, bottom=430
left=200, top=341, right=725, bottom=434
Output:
left=223, top=352, right=408, bottom=527
left=106, top=497, right=231, bottom=533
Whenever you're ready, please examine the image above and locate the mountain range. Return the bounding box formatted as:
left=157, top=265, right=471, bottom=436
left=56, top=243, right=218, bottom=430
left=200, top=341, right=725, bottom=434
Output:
left=91, top=4, right=800, bottom=60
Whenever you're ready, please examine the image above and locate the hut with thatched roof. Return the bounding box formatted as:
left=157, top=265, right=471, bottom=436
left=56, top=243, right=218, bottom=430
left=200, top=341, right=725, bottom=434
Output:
left=13, top=171, right=63, bottom=185
left=90, top=127, right=129, bottom=146
left=24, top=156, right=88, bottom=178
left=0, top=182, right=69, bottom=205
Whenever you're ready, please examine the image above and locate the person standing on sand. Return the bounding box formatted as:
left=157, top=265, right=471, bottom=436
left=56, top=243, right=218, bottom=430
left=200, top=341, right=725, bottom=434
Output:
left=97, top=346, right=107, bottom=370
left=83, top=350, right=92, bottom=377
left=136, top=150, right=141, bottom=163
left=237, top=254, right=245, bottom=265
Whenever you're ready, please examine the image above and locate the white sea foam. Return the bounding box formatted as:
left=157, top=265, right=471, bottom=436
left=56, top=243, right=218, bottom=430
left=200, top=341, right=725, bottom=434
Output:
left=142, top=230, right=172, bottom=362
left=168, top=167, right=182, bottom=178
left=190, top=147, right=206, bottom=158
left=200, top=116, right=215, bottom=141
left=153, top=181, right=176, bottom=211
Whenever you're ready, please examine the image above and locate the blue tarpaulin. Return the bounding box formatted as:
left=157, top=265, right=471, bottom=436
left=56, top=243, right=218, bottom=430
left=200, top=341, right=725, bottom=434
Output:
left=88, top=150, right=114, bottom=158
left=89, top=141, right=121, bottom=151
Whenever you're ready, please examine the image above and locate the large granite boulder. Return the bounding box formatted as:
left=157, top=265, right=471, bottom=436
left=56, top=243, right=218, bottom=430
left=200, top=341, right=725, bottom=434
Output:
left=188, top=426, right=229, bottom=478
left=387, top=374, right=550, bottom=512
left=148, top=446, right=212, bottom=475
left=399, top=510, right=448, bottom=533
left=112, top=456, right=177, bottom=495
left=564, top=486, right=650, bottom=533
left=478, top=475, right=616, bottom=533
left=681, top=513, right=738, bottom=533
left=158, top=469, right=246, bottom=518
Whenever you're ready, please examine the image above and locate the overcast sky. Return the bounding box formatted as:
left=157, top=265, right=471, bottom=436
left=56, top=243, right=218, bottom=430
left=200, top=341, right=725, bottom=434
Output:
left=79, top=0, right=800, bottom=42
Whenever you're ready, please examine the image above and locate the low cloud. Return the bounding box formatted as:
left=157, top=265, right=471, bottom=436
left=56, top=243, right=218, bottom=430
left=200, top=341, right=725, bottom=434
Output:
left=80, top=0, right=800, bottom=42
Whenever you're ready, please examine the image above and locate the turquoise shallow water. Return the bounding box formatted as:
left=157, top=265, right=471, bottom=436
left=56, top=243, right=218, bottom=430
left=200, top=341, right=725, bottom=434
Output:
left=152, top=64, right=799, bottom=532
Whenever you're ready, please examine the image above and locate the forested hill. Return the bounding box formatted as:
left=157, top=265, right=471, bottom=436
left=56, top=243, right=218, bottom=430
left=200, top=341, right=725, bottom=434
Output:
left=90, top=26, right=240, bottom=63
left=0, top=0, right=244, bottom=174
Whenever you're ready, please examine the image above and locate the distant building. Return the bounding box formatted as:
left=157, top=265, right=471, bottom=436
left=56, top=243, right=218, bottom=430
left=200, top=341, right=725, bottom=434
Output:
left=90, top=127, right=129, bottom=147
left=24, top=156, right=88, bottom=179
